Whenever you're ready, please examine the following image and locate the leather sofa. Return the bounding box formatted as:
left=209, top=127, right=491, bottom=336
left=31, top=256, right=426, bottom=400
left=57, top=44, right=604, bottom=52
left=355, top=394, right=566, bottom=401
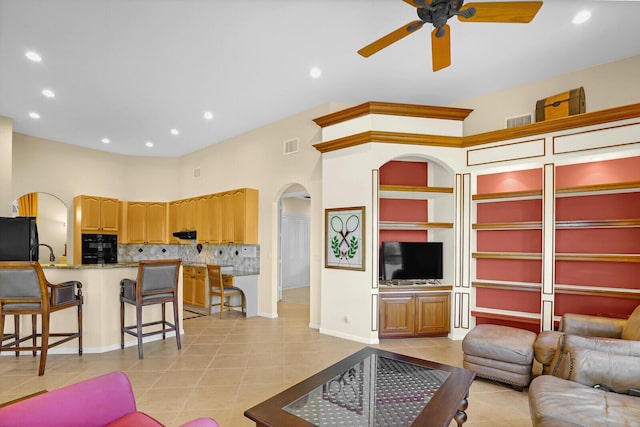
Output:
left=535, top=305, right=640, bottom=374
left=529, top=308, right=640, bottom=427
left=0, top=371, right=219, bottom=427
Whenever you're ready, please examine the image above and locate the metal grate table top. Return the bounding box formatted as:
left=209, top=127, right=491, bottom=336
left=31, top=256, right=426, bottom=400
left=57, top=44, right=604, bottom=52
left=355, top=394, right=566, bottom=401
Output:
left=283, top=354, right=450, bottom=426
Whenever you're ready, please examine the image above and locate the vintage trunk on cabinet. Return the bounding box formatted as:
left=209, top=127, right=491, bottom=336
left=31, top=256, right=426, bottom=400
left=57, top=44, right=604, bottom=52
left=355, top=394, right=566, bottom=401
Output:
left=535, top=87, right=585, bottom=122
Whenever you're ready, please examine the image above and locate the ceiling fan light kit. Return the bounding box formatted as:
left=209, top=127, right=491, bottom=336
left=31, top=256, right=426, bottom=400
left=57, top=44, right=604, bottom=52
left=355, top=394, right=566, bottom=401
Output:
left=358, top=0, right=543, bottom=71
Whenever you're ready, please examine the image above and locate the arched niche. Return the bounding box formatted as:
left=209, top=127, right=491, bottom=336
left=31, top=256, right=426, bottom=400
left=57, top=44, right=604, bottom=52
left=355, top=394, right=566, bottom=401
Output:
left=13, top=192, right=68, bottom=263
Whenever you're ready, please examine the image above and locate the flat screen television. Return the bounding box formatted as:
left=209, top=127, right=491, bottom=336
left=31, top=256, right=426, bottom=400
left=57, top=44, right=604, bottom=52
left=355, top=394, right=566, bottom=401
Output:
left=380, top=241, right=443, bottom=281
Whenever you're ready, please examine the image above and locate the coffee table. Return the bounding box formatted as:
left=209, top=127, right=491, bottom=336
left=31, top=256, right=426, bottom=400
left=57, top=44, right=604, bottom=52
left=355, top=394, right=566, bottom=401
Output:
left=244, top=346, right=476, bottom=427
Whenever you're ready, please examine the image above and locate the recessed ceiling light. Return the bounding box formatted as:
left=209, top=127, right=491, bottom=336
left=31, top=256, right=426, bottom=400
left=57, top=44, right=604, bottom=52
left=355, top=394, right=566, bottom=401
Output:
left=170, top=128, right=179, bottom=135
left=25, top=51, right=42, bottom=62
left=203, top=111, right=214, bottom=120
left=145, top=141, right=154, bottom=148
left=28, top=112, right=40, bottom=119
left=101, top=138, right=110, bottom=144
left=573, top=10, right=591, bottom=24
left=310, top=67, right=322, bottom=79
left=41, top=89, right=55, bottom=98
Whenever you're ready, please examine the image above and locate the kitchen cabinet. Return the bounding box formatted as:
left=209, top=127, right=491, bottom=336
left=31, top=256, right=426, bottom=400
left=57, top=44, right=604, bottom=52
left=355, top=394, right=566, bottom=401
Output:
left=72, top=195, right=119, bottom=265
left=379, top=288, right=450, bottom=338
left=183, top=266, right=207, bottom=310
left=232, top=188, right=258, bottom=244
left=123, top=201, right=168, bottom=244
left=208, top=193, right=222, bottom=244
left=75, top=195, right=119, bottom=233
left=221, top=192, right=234, bottom=243
left=196, top=196, right=211, bottom=244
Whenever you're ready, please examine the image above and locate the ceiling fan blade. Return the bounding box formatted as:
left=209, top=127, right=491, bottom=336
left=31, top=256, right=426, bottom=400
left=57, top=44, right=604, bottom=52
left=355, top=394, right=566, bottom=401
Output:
left=431, top=24, right=451, bottom=71
left=402, top=0, right=420, bottom=7
left=358, top=20, right=424, bottom=58
left=458, top=1, right=542, bottom=23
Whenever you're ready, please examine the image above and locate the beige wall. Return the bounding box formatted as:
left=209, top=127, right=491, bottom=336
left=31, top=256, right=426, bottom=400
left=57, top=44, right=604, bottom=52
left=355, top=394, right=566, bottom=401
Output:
left=454, top=55, right=640, bottom=135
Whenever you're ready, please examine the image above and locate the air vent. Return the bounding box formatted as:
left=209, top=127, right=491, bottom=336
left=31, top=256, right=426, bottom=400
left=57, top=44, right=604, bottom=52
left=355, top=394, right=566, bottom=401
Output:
left=505, top=113, right=532, bottom=128
left=283, top=138, right=299, bottom=155
left=193, top=168, right=201, bottom=178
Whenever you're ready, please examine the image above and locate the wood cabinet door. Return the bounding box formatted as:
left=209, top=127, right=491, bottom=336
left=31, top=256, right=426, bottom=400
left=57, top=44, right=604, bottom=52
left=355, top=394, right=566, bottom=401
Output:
left=221, top=192, right=234, bottom=243
left=100, top=197, right=119, bottom=232
left=80, top=196, right=101, bottom=231
left=169, top=201, right=180, bottom=243
left=126, top=202, right=147, bottom=243
left=415, top=293, right=450, bottom=336
left=146, top=202, right=167, bottom=244
left=196, top=196, right=210, bottom=243
left=183, top=267, right=195, bottom=305
left=209, top=194, right=222, bottom=244
left=193, top=268, right=207, bottom=307
left=185, top=198, right=197, bottom=231
left=232, top=189, right=247, bottom=243
left=379, top=294, right=415, bottom=338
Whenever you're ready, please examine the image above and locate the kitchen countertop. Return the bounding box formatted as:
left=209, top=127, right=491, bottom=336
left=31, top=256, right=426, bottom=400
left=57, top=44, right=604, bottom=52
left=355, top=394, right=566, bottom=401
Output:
left=42, top=262, right=259, bottom=276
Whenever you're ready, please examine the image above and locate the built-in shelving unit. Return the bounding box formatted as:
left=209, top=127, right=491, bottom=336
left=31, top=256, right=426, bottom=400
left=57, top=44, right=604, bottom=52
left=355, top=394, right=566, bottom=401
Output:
left=471, top=157, right=640, bottom=331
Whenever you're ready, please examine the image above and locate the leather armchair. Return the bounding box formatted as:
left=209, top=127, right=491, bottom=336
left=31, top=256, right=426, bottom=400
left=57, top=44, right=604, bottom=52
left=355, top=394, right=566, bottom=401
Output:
left=0, top=371, right=219, bottom=427
left=534, top=305, right=640, bottom=374
left=528, top=333, right=640, bottom=426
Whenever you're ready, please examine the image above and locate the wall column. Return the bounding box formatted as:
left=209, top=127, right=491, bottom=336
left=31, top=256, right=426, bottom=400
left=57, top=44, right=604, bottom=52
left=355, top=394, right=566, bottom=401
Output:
left=0, top=117, right=12, bottom=216
left=541, top=163, right=556, bottom=331
left=452, top=173, right=472, bottom=339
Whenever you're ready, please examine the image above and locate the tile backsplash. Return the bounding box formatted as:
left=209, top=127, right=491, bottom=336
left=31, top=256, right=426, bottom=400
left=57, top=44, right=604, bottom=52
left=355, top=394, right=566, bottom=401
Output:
left=118, top=242, right=260, bottom=274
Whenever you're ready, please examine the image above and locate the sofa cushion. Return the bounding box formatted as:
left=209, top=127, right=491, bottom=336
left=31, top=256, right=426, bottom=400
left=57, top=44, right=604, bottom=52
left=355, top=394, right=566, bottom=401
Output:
left=108, top=412, right=164, bottom=427
left=529, top=375, right=640, bottom=427
left=563, top=348, right=640, bottom=394
left=622, top=305, right=640, bottom=341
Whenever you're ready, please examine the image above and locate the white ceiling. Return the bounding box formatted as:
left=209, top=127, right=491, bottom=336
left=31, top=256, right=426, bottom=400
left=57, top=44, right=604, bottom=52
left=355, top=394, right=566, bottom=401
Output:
left=1, top=0, right=640, bottom=157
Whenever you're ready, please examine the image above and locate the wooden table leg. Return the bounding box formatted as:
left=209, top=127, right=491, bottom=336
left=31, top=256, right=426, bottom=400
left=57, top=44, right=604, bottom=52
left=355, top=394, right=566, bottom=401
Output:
left=454, top=393, right=469, bottom=426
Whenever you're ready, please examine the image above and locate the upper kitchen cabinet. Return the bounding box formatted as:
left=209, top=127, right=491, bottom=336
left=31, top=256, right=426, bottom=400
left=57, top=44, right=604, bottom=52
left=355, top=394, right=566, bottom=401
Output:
left=221, top=188, right=258, bottom=244
left=196, top=195, right=211, bottom=244
left=122, top=201, right=168, bottom=244
left=74, top=195, right=119, bottom=233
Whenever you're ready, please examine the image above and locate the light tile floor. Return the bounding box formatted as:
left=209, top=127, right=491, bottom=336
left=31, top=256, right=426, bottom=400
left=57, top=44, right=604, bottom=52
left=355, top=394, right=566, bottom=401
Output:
left=0, top=302, right=534, bottom=426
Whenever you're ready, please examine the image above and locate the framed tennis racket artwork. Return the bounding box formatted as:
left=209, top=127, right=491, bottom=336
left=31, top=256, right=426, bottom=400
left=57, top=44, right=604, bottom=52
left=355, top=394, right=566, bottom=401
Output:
left=325, top=206, right=365, bottom=271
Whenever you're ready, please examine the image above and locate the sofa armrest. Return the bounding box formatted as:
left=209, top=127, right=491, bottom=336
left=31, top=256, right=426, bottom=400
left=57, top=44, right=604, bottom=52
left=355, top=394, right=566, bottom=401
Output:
left=557, top=347, right=640, bottom=394
left=0, top=371, right=137, bottom=427
left=560, top=313, right=627, bottom=338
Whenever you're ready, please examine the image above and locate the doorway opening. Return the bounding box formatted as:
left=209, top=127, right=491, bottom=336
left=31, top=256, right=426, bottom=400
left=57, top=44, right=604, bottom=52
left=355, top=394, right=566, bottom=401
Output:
left=278, top=184, right=310, bottom=305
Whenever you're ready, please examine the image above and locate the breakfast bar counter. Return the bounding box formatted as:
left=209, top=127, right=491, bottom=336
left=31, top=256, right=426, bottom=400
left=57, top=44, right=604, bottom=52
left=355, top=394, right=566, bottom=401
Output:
left=40, top=263, right=183, bottom=354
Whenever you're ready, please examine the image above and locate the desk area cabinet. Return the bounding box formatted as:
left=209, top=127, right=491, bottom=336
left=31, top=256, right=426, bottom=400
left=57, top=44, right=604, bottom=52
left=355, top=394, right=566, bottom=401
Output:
left=379, top=286, right=451, bottom=338
left=183, top=266, right=207, bottom=311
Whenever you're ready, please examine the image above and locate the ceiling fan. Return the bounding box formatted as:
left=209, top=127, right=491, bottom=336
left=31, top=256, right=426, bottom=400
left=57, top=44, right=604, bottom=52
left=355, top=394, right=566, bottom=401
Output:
left=358, top=1, right=543, bottom=71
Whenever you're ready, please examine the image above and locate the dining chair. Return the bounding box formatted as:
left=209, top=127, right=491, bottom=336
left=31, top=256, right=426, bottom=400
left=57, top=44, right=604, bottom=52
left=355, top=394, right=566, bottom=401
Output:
left=0, top=261, right=83, bottom=376
left=120, top=259, right=181, bottom=359
left=207, top=264, right=245, bottom=319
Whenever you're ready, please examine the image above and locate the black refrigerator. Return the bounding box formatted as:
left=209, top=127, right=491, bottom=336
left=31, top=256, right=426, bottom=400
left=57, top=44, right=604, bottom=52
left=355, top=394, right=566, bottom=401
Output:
left=0, top=216, right=39, bottom=261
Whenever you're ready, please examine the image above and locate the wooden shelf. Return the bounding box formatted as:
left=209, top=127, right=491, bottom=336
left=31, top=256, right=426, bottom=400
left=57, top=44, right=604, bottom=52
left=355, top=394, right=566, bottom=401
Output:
left=555, top=253, right=640, bottom=263
left=556, top=181, right=640, bottom=196
left=554, top=284, right=640, bottom=299
left=555, top=219, right=640, bottom=228
left=379, top=185, right=453, bottom=200
left=472, top=252, right=542, bottom=260
left=379, top=221, right=453, bottom=230
left=472, top=221, right=542, bottom=230
left=472, top=281, right=541, bottom=292
left=471, top=309, right=540, bottom=325
left=472, top=189, right=542, bottom=201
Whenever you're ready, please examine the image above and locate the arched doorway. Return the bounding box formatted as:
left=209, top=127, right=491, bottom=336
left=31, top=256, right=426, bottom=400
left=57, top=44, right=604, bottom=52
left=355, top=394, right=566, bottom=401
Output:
left=278, top=183, right=311, bottom=305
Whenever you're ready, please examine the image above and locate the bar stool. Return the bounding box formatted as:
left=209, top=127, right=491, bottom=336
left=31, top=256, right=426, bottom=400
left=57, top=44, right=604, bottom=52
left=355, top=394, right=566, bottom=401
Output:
left=120, top=259, right=181, bottom=359
left=0, top=261, right=83, bottom=376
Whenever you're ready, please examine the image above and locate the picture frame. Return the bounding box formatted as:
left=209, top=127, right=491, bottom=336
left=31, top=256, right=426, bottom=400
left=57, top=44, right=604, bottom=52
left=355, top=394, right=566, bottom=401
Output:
left=325, top=206, right=365, bottom=271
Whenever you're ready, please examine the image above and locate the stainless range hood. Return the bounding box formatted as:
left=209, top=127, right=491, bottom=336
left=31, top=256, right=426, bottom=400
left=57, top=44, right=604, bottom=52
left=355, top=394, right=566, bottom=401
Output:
left=172, top=230, right=197, bottom=240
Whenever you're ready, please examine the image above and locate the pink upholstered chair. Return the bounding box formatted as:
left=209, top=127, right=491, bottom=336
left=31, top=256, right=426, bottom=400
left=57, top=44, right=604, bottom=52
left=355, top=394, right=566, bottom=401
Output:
left=0, top=371, right=219, bottom=427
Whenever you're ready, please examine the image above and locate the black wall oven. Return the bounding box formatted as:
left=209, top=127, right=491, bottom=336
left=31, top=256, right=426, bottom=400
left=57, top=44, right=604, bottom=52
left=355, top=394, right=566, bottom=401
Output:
left=82, top=233, right=118, bottom=264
